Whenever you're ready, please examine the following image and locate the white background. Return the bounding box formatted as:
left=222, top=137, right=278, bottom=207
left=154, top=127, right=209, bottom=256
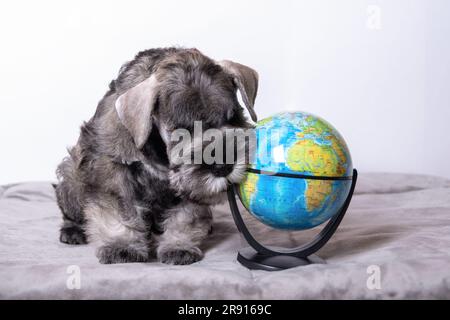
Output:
left=0, top=0, right=449, bottom=184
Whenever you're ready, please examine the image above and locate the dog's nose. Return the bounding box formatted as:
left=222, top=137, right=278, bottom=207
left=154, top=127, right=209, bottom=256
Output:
left=211, top=164, right=234, bottom=177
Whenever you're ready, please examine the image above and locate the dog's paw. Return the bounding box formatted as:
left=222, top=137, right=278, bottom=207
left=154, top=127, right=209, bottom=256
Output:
left=96, top=243, right=149, bottom=264
left=60, top=225, right=87, bottom=245
left=158, top=247, right=203, bottom=265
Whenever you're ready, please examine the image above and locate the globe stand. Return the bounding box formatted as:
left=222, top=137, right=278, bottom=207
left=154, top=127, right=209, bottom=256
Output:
left=227, top=169, right=358, bottom=271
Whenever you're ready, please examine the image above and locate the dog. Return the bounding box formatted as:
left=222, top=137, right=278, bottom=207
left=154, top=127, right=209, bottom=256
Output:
left=55, top=47, right=258, bottom=265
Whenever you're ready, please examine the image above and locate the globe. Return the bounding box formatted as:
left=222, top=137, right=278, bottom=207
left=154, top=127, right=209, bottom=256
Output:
left=238, top=112, right=353, bottom=230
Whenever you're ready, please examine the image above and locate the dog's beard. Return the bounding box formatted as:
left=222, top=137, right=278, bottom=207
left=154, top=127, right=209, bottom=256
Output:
left=169, top=163, right=246, bottom=205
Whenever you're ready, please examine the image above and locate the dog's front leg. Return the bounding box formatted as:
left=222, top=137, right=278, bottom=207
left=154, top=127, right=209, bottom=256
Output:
left=157, top=202, right=212, bottom=265
left=84, top=195, right=153, bottom=264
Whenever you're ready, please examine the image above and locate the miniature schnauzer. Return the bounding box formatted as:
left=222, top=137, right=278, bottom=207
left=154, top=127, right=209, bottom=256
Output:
left=55, top=47, right=258, bottom=265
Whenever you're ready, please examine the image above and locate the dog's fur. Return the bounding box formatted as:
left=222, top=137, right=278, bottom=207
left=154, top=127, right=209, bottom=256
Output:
left=55, top=48, right=258, bottom=265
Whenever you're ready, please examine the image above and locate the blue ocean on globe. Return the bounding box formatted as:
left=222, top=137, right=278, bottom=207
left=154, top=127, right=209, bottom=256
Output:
left=238, top=112, right=353, bottom=230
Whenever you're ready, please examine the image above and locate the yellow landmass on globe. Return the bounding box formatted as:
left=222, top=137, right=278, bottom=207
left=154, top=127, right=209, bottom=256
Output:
left=305, top=180, right=332, bottom=211
left=239, top=172, right=259, bottom=208
left=286, top=133, right=347, bottom=211
left=298, top=118, right=348, bottom=172
left=291, top=124, right=348, bottom=177
left=326, top=135, right=348, bottom=172
left=287, top=139, right=344, bottom=176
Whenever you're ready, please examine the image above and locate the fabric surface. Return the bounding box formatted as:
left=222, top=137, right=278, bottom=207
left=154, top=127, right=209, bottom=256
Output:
left=0, top=173, right=450, bottom=299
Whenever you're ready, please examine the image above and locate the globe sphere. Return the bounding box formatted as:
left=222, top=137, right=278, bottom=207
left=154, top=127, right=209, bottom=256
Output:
left=238, top=112, right=353, bottom=230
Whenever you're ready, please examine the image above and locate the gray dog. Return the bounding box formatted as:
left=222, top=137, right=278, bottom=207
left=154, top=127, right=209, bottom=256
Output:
left=55, top=47, right=258, bottom=265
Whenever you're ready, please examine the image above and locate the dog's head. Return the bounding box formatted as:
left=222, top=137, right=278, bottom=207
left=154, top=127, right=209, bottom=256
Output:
left=115, top=49, right=258, bottom=204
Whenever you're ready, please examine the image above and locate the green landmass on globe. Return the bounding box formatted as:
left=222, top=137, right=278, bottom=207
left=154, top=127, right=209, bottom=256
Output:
left=238, top=112, right=353, bottom=230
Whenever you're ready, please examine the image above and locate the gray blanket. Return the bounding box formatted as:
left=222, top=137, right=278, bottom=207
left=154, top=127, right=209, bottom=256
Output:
left=1, top=173, right=450, bottom=299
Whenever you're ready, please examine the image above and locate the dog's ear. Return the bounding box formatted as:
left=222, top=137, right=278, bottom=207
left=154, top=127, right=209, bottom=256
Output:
left=218, top=60, right=259, bottom=122
left=115, top=75, right=159, bottom=149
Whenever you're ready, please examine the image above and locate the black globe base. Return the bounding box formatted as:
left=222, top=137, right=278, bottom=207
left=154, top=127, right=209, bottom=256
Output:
left=228, top=169, right=358, bottom=271
left=237, top=247, right=325, bottom=271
